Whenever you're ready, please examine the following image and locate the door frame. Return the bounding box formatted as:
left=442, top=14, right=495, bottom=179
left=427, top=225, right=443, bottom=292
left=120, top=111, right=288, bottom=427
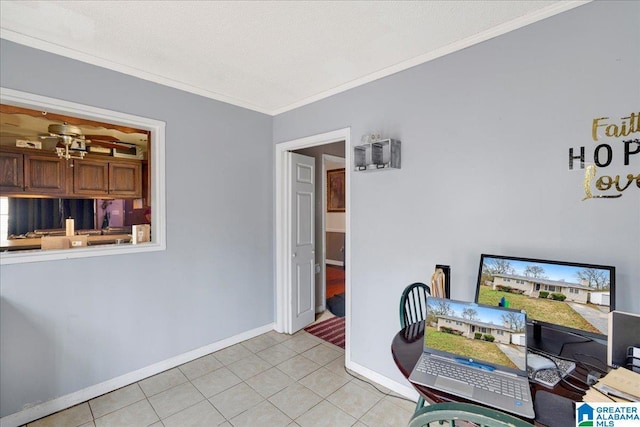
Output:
left=274, top=127, right=351, bottom=352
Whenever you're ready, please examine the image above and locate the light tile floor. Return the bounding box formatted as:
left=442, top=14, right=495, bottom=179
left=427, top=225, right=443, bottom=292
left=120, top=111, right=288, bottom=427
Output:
left=24, top=328, right=415, bottom=427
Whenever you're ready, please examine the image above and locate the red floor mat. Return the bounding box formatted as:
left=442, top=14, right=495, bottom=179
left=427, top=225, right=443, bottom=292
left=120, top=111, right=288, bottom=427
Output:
left=304, top=316, right=345, bottom=349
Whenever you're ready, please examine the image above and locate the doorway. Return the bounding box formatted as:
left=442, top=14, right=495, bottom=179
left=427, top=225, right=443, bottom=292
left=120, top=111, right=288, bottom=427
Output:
left=274, top=128, right=351, bottom=356
left=322, top=154, right=346, bottom=318
left=291, top=150, right=345, bottom=318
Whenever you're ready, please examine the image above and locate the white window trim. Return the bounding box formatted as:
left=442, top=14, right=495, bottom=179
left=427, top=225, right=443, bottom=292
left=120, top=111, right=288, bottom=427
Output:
left=0, top=87, right=166, bottom=265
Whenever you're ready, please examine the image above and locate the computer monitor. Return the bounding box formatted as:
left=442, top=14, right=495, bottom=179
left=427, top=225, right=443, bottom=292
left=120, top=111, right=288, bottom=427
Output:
left=474, top=254, right=616, bottom=356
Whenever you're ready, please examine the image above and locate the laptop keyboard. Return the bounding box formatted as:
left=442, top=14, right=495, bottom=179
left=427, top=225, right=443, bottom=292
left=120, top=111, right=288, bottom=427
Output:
left=416, top=357, right=530, bottom=401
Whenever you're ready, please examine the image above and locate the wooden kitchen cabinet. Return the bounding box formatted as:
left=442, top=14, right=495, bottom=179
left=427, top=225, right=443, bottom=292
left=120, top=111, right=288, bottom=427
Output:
left=75, top=159, right=141, bottom=197
left=24, top=154, right=68, bottom=195
left=74, top=160, right=109, bottom=195
left=0, top=147, right=142, bottom=198
left=0, top=151, right=24, bottom=193
left=109, top=162, right=141, bottom=197
left=1, top=149, right=68, bottom=195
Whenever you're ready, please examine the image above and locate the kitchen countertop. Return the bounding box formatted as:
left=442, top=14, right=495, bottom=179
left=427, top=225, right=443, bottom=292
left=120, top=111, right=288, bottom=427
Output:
left=0, top=234, right=133, bottom=251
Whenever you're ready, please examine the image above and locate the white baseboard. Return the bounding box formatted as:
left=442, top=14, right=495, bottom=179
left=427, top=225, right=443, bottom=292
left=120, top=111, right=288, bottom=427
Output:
left=0, top=323, right=275, bottom=427
left=345, top=359, right=419, bottom=402
left=326, top=259, right=344, bottom=266
left=325, top=228, right=345, bottom=233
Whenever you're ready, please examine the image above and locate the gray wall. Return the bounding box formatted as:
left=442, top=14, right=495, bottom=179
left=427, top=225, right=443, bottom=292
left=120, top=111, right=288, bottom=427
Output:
left=326, top=232, right=345, bottom=264
left=274, top=0, right=640, bottom=388
left=0, top=40, right=273, bottom=417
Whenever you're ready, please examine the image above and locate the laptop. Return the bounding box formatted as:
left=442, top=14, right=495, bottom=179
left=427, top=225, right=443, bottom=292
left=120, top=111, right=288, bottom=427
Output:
left=409, top=297, right=535, bottom=419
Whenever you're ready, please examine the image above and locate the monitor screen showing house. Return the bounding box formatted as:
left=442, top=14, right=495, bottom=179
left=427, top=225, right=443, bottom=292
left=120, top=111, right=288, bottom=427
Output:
left=425, top=298, right=527, bottom=371
left=475, top=254, right=615, bottom=341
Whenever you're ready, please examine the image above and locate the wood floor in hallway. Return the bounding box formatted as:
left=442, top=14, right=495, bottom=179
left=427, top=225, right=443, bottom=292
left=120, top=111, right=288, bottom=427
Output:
left=326, top=265, right=345, bottom=298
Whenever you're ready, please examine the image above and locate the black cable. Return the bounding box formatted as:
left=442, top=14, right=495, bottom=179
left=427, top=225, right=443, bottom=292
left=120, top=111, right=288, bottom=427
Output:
left=342, top=366, right=416, bottom=404
left=557, top=370, right=588, bottom=393
left=571, top=352, right=608, bottom=375
left=527, top=347, right=554, bottom=358
left=555, top=337, right=593, bottom=357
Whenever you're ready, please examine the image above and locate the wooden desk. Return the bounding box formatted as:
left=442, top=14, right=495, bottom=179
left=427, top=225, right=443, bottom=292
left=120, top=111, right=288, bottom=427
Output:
left=391, top=321, right=608, bottom=426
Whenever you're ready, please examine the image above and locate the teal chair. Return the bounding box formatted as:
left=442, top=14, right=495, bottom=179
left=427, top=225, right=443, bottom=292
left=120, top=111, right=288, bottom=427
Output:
left=399, top=282, right=430, bottom=412
left=399, top=282, right=430, bottom=328
left=408, top=402, right=534, bottom=427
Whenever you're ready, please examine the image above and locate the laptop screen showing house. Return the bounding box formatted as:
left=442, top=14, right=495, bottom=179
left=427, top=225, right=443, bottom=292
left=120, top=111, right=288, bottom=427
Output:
left=425, top=298, right=528, bottom=372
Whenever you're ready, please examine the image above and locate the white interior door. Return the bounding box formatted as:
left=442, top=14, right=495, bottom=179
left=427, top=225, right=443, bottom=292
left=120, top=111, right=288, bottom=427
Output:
left=288, top=152, right=315, bottom=333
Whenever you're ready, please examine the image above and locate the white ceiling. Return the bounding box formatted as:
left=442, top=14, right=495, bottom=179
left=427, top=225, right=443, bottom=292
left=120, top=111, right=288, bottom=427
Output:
left=0, top=1, right=588, bottom=115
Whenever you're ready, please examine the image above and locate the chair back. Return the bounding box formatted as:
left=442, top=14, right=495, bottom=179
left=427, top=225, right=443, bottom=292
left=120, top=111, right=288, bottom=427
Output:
left=408, top=402, right=534, bottom=427
left=399, top=282, right=430, bottom=328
